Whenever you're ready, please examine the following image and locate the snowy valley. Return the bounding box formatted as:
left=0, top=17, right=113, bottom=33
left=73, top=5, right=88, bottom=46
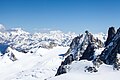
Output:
left=1, top=24, right=120, bottom=80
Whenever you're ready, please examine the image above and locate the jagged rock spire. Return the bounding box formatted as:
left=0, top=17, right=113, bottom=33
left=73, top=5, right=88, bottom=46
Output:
left=105, top=27, right=116, bottom=47
left=100, top=27, right=120, bottom=65
left=65, top=31, right=103, bottom=60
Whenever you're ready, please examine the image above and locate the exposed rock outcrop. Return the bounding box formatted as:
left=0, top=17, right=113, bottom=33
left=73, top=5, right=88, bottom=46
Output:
left=6, top=47, right=18, bottom=61
left=55, top=62, right=67, bottom=76
left=64, top=31, right=104, bottom=60
left=100, top=28, right=120, bottom=65
left=105, top=27, right=116, bottom=47
left=79, top=43, right=95, bottom=61
left=55, top=54, right=73, bottom=76
left=84, top=66, right=98, bottom=73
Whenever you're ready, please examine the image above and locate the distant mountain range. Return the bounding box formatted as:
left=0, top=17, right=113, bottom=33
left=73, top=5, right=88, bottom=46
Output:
left=0, top=24, right=106, bottom=54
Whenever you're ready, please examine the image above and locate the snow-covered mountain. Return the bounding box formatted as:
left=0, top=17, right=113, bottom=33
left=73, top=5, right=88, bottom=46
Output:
left=0, top=24, right=77, bottom=54
left=3, top=24, right=120, bottom=80
left=0, top=24, right=106, bottom=54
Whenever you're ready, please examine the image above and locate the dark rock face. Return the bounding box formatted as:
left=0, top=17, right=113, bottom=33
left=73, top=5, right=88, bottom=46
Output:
left=113, top=58, right=120, bottom=70
left=80, top=43, right=95, bottom=61
left=70, top=34, right=83, bottom=49
left=8, top=52, right=17, bottom=61
left=84, top=66, right=98, bottom=73
left=63, top=54, right=74, bottom=65
left=96, top=38, right=104, bottom=48
left=79, top=31, right=103, bottom=60
left=105, top=27, right=116, bottom=47
left=55, top=54, right=74, bottom=76
left=64, top=31, right=103, bottom=60
left=55, top=63, right=67, bottom=76
left=92, top=55, right=103, bottom=68
left=64, top=34, right=83, bottom=57
left=100, top=28, right=120, bottom=65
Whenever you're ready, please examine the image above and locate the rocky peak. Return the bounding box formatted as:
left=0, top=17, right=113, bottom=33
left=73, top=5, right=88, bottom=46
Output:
left=55, top=31, right=104, bottom=76
left=105, top=27, right=116, bottom=47
left=65, top=31, right=103, bottom=60
left=100, top=27, right=120, bottom=65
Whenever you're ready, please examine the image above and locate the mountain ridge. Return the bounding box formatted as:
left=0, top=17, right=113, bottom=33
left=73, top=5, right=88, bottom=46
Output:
left=2, top=24, right=118, bottom=80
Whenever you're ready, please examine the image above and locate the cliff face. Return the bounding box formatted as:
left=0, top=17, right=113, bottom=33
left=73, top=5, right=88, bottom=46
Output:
left=100, top=28, right=120, bottom=65
left=105, top=27, right=116, bottom=47
left=65, top=31, right=104, bottom=61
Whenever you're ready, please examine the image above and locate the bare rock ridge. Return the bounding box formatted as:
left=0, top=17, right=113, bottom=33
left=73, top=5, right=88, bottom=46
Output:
left=105, top=27, right=116, bottom=47
left=100, top=27, right=120, bottom=65
left=56, top=30, right=104, bottom=76
left=64, top=31, right=103, bottom=60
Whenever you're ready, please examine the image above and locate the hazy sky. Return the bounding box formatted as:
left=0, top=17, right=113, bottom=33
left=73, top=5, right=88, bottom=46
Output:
left=0, top=0, right=120, bottom=33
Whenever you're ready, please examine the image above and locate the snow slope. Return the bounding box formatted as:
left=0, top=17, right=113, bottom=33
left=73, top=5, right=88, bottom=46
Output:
left=1, top=46, right=120, bottom=80
left=0, top=46, right=69, bottom=80
left=49, top=61, right=120, bottom=80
